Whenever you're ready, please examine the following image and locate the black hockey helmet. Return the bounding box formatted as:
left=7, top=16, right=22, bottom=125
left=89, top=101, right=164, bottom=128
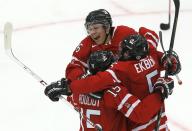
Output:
left=85, top=9, right=112, bottom=29
left=88, top=50, right=115, bottom=75
left=119, top=34, right=149, bottom=61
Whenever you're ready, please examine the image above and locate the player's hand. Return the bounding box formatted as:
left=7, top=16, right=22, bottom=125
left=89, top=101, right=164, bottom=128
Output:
left=161, top=51, right=181, bottom=75
left=44, top=78, right=71, bottom=101
left=154, top=77, right=174, bottom=99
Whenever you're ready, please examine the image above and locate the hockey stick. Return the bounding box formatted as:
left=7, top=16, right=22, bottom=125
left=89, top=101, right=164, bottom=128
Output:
left=169, top=0, right=180, bottom=52
left=160, top=0, right=171, bottom=30
left=4, top=22, right=102, bottom=131
left=155, top=0, right=180, bottom=130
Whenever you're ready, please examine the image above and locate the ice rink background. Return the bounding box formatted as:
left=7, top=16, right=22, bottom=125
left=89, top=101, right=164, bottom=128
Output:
left=0, top=0, right=192, bottom=130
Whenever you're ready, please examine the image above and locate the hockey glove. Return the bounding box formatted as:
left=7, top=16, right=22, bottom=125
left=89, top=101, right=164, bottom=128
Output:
left=161, top=51, right=181, bottom=75
left=44, top=78, right=71, bottom=102
left=154, top=77, right=174, bottom=99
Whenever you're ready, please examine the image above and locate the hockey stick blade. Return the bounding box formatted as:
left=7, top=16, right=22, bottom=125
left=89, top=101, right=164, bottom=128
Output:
left=4, top=22, right=13, bottom=50
left=160, top=0, right=171, bottom=30
left=160, top=23, right=170, bottom=30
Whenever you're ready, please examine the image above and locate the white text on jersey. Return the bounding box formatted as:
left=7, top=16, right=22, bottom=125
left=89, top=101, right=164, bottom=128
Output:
left=134, top=56, right=155, bottom=73
left=79, top=94, right=100, bottom=107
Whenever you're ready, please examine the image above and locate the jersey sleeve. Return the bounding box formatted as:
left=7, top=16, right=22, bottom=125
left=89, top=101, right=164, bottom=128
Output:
left=70, top=71, right=116, bottom=94
left=139, top=27, right=159, bottom=50
left=103, top=85, right=163, bottom=124
left=118, top=25, right=138, bottom=36
left=65, top=37, right=91, bottom=81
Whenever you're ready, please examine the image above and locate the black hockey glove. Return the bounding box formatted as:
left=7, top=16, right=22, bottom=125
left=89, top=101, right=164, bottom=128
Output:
left=154, top=77, right=174, bottom=100
left=161, top=51, right=181, bottom=76
left=44, top=78, right=71, bottom=102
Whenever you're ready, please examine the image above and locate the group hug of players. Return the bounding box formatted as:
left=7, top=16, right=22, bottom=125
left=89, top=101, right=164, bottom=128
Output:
left=44, top=9, right=181, bottom=131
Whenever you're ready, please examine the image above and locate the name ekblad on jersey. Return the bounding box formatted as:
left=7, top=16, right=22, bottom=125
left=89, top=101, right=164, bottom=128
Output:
left=134, top=56, right=155, bottom=73
left=79, top=94, right=100, bottom=107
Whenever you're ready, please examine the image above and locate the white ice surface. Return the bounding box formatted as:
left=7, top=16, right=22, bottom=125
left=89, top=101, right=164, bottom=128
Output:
left=0, top=0, right=192, bottom=130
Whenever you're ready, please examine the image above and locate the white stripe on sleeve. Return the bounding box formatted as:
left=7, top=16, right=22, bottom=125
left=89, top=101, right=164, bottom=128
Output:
left=117, top=94, right=132, bottom=110
left=125, top=100, right=141, bottom=117
left=72, top=56, right=88, bottom=68
left=106, top=69, right=121, bottom=83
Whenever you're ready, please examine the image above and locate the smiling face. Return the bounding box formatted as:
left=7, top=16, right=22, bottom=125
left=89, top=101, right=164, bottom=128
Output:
left=86, top=23, right=110, bottom=45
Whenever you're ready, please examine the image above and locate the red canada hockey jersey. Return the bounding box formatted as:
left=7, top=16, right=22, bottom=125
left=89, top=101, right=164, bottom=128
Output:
left=65, top=26, right=159, bottom=82
left=69, top=49, right=169, bottom=130
left=66, top=26, right=162, bottom=130
left=65, top=25, right=137, bottom=81
left=70, top=84, right=163, bottom=131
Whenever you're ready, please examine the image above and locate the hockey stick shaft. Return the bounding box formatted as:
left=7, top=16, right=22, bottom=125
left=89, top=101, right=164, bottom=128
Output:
left=4, top=22, right=47, bottom=86
left=4, top=22, right=102, bottom=131
left=166, top=0, right=181, bottom=81
left=168, top=0, right=171, bottom=26
left=169, top=0, right=180, bottom=51
left=160, top=0, right=171, bottom=30
left=155, top=1, right=180, bottom=130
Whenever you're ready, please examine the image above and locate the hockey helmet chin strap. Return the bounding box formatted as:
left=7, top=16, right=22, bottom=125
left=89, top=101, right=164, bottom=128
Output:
left=103, top=27, right=111, bottom=44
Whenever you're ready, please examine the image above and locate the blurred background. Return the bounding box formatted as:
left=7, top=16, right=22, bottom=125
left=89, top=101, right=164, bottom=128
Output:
left=0, top=0, right=192, bottom=130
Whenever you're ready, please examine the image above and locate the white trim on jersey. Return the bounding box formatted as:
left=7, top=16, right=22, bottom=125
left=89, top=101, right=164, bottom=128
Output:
left=125, top=99, right=141, bottom=118
left=80, top=108, right=85, bottom=131
left=106, top=69, right=121, bottom=83
left=144, top=32, right=159, bottom=43
left=157, top=122, right=169, bottom=131
left=72, top=56, right=88, bottom=68
left=117, top=94, right=132, bottom=110
left=147, top=39, right=157, bottom=48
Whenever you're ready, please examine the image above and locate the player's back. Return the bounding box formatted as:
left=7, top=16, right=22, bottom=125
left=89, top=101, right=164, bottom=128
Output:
left=72, top=93, right=128, bottom=131
left=110, top=50, right=162, bottom=99
left=108, top=50, right=168, bottom=130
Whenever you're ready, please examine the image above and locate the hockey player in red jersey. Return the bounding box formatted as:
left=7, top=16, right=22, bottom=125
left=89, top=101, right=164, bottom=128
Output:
left=45, top=49, right=177, bottom=131
left=65, top=9, right=159, bottom=82
left=45, top=35, right=181, bottom=130
left=45, top=8, right=178, bottom=130
left=63, top=9, right=161, bottom=130
left=74, top=50, right=173, bottom=131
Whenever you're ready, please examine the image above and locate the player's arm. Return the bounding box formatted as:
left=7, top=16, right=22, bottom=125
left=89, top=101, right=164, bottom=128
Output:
left=103, top=85, right=162, bottom=124
left=65, top=38, right=91, bottom=81
left=139, top=27, right=159, bottom=50
left=70, top=71, right=116, bottom=94
left=69, top=62, right=122, bottom=94
left=118, top=25, right=138, bottom=36
left=103, top=77, right=174, bottom=124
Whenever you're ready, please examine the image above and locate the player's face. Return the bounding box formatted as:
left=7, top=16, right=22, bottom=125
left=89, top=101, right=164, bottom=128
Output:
left=86, top=24, right=107, bottom=45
